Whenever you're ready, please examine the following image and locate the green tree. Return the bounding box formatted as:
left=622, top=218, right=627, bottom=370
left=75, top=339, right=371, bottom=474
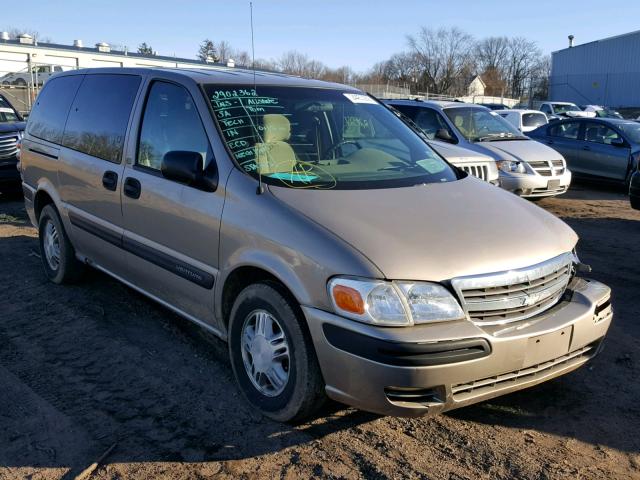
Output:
left=137, top=42, right=153, bottom=55
left=197, top=39, right=218, bottom=62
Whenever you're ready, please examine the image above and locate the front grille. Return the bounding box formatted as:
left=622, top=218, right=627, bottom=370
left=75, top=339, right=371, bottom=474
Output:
left=460, top=164, right=488, bottom=181
left=451, top=342, right=598, bottom=401
left=528, top=159, right=566, bottom=177
left=451, top=252, right=574, bottom=326
left=0, top=134, right=19, bottom=160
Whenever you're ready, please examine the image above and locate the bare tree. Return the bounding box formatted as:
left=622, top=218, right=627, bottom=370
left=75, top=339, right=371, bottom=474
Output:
left=475, top=36, right=510, bottom=72
left=216, top=40, right=233, bottom=61
left=277, top=51, right=326, bottom=78
left=504, top=37, right=542, bottom=98
left=2, top=27, right=53, bottom=43
left=408, top=27, right=476, bottom=95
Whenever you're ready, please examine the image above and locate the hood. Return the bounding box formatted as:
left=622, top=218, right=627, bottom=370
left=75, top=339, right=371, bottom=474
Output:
left=269, top=176, right=577, bottom=281
left=428, top=140, right=493, bottom=165
left=0, top=121, right=26, bottom=134
left=470, top=139, right=561, bottom=163
left=564, top=110, right=595, bottom=118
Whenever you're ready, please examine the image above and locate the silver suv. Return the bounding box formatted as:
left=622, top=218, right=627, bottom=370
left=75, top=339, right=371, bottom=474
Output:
left=386, top=100, right=573, bottom=199
left=20, top=68, right=612, bottom=421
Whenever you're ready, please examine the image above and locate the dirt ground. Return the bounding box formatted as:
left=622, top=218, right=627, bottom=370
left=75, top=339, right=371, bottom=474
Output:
left=0, top=183, right=639, bottom=480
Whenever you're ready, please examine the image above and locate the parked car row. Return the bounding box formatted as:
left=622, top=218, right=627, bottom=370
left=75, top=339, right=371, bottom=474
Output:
left=1, top=65, right=64, bottom=87
left=0, top=93, right=25, bottom=194
left=385, top=99, right=571, bottom=199
left=17, top=67, right=613, bottom=422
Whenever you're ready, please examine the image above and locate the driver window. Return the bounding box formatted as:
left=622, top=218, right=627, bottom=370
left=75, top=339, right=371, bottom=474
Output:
left=137, top=81, right=212, bottom=172
left=414, top=109, right=450, bottom=140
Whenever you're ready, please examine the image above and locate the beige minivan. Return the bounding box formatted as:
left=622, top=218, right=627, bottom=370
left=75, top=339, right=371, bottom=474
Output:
left=20, top=68, right=613, bottom=422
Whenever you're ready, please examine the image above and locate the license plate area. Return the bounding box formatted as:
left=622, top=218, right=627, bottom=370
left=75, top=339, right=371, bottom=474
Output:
left=547, top=179, right=561, bottom=190
left=524, top=326, right=572, bottom=366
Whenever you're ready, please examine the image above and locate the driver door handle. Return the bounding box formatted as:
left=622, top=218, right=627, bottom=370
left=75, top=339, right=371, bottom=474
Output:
left=123, top=177, right=141, bottom=199
left=583, top=145, right=591, bottom=151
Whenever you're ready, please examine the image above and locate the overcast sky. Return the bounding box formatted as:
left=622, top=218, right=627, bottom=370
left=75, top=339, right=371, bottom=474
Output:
left=3, top=0, right=639, bottom=71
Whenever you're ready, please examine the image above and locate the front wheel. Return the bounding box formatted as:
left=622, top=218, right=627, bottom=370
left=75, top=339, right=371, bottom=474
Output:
left=38, top=205, right=84, bottom=284
left=228, top=283, right=325, bottom=422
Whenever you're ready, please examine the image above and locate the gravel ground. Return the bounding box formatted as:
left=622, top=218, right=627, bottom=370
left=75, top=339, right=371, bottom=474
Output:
left=0, top=184, right=639, bottom=480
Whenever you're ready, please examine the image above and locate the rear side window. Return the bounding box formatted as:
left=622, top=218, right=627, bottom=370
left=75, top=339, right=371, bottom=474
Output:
left=549, top=121, right=581, bottom=139
left=63, top=74, right=141, bottom=163
left=523, top=113, right=547, bottom=128
left=27, top=75, right=83, bottom=144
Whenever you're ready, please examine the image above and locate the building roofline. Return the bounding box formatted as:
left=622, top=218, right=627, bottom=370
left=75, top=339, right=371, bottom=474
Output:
left=0, top=38, right=229, bottom=67
left=552, top=29, right=640, bottom=54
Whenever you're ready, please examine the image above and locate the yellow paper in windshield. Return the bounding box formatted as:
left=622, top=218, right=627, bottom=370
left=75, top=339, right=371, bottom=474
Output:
left=417, top=158, right=446, bottom=174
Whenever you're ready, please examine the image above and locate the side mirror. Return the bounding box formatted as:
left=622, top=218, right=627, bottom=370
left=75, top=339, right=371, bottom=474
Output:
left=435, top=128, right=454, bottom=142
left=161, top=151, right=218, bottom=192
left=611, top=137, right=626, bottom=147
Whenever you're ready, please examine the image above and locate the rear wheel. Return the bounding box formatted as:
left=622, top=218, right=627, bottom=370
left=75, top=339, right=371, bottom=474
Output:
left=38, top=205, right=84, bottom=284
left=228, top=283, right=325, bottom=422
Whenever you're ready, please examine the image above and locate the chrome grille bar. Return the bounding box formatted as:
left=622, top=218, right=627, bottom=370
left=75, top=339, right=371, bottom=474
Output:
left=451, top=252, right=574, bottom=325
left=528, top=159, right=566, bottom=177
left=0, top=134, right=19, bottom=159
left=460, top=163, right=488, bottom=181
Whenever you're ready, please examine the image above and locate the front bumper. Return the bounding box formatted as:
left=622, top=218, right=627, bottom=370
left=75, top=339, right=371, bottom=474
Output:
left=304, top=277, right=611, bottom=417
left=500, top=169, right=572, bottom=198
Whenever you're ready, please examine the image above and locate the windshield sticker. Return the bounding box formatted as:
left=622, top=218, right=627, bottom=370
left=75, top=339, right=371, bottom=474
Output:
left=267, top=172, right=319, bottom=182
left=417, top=158, right=447, bottom=174
left=343, top=93, right=377, bottom=105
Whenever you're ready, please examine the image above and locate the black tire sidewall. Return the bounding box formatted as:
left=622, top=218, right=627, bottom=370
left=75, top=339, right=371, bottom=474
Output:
left=38, top=205, right=73, bottom=283
left=228, top=283, right=308, bottom=416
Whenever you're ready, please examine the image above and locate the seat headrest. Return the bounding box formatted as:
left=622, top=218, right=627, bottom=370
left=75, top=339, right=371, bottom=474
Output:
left=263, top=114, right=291, bottom=142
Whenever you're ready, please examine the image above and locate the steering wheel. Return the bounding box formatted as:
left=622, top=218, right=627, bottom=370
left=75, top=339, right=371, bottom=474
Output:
left=323, top=140, right=362, bottom=159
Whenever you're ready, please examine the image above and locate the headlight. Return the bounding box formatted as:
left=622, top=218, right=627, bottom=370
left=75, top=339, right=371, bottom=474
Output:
left=327, top=277, right=465, bottom=326
left=497, top=160, right=526, bottom=173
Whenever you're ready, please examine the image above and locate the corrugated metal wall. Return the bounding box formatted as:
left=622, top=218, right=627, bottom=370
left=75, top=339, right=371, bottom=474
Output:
left=550, top=30, right=640, bottom=107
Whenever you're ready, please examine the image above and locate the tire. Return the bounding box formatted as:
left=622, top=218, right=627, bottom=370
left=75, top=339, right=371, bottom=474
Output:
left=228, top=282, right=325, bottom=422
left=14, top=78, right=26, bottom=87
left=38, top=205, right=84, bottom=284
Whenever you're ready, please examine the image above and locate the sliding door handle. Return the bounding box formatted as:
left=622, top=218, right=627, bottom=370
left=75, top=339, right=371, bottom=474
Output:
left=123, top=177, right=141, bottom=199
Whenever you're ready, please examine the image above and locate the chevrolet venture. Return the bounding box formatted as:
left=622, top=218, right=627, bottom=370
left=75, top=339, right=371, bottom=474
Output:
left=21, top=68, right=613, bottom=421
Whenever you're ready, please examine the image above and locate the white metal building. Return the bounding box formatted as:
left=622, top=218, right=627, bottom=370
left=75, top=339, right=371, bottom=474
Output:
left=0, top=33, right=232, bottom=112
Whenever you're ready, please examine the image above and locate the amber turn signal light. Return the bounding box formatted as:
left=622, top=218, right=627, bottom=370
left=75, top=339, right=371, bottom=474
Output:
left=332, top=284, right=365, bottom=315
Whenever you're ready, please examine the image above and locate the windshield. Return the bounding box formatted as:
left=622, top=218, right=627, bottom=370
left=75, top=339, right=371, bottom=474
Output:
left=596, top=109, right=623, bottom=119
left=443, top=107, right=524, bottom=141
left=205, top=85, right=458, bottom=189
left=0, top=107, right=19, bottom=123
left=615, top=122, right=640, bottom=143
left=552, top=103, right=581, bottom=114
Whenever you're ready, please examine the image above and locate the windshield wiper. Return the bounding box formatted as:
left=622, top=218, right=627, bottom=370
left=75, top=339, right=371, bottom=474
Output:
left=476, top=134, right=528, bottom=142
